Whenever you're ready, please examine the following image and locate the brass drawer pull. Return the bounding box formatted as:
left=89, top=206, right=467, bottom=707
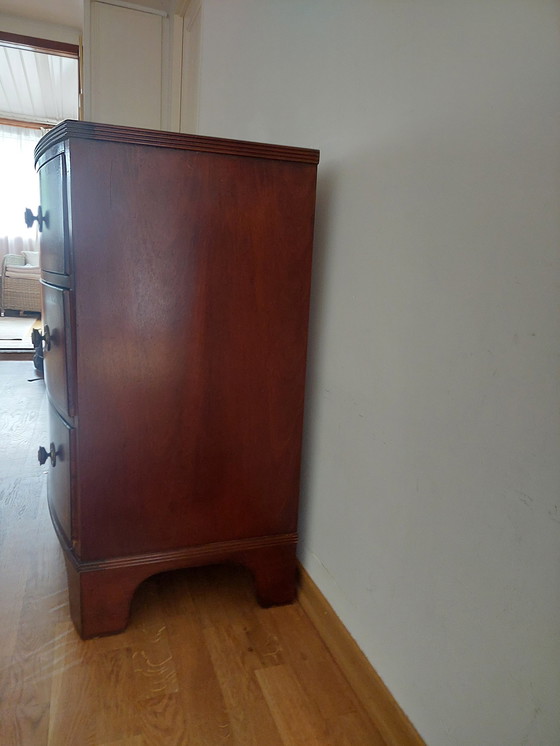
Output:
left=38, top=442, right=58, bottom=467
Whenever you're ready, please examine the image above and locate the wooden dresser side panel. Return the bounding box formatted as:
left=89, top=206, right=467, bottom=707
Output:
left=68, top=139, right=317, bottom=560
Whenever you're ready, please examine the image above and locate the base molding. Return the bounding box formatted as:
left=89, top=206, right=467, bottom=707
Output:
left=297, top=564, right=425, bottom=746
left=59, top=533, right=299, bottom=639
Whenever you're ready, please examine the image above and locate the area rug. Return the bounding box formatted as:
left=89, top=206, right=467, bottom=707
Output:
left=0, top=316, right=36, bottom=343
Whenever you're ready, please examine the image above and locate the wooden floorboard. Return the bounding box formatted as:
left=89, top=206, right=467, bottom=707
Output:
left=0, top=361, right=386, bottom=745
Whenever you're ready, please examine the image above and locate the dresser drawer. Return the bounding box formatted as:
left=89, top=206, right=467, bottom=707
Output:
left=38, top=153, right=70, bottom=277
left=43, top=283, right=75, bottom=420
left=45, top=401, right=76, bottom=547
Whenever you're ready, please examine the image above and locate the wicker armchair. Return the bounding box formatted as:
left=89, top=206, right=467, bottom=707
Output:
left=1, top=253, right=41, bottom=315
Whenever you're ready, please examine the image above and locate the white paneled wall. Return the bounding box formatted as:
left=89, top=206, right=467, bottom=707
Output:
left=82, top=0, right=200, bottom=132
left=84, top=1, right=166, bottom=129
left=180, top=0, right=201, bottom=134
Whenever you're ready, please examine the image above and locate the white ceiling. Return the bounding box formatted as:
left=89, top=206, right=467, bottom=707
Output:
left=0, top=0, right=84, bottom=30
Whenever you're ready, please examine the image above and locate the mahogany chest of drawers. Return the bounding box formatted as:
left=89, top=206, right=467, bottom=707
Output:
left=34, top=121, right=319, bottom=638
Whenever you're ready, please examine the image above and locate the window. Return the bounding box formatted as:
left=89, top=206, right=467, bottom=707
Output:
left=0, top=124, right=42, bottom=253
left=0, top=33, right=79, bottom=255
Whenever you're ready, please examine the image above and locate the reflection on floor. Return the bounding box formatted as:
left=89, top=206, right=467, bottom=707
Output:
left=0, top=313, right=41, bottom=358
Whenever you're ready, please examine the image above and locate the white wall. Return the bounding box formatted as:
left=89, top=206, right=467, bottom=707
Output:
left=195, top=2, right=560, bottom=744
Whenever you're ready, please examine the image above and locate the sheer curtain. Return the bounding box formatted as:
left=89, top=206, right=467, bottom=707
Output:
left=0, top=124, right=43, bottom=260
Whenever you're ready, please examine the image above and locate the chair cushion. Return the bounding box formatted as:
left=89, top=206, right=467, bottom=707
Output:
left=4, top=264, right=41, bottom=280
left=22, top=250, right=40, bottom=266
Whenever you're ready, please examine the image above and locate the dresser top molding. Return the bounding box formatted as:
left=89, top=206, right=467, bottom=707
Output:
left=35, top=119, right=320, bottom=167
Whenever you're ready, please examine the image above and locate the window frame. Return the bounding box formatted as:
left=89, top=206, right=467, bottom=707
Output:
left=0, top=32, right=81, bottom=129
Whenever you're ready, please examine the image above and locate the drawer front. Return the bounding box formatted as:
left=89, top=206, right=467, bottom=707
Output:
left=43, top=283, right=75, bottom=420
left=39, top=153, right=70, bottom=276
left=46, top=402, right=75, bottom=546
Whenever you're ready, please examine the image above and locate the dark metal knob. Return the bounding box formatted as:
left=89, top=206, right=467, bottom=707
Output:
left=38, top=442, right=57, bottom=467
left=32, top=325, right=51, bottom=352
left=24, top=206, right=48, bottom=232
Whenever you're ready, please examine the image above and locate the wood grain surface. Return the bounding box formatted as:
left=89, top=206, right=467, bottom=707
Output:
left=1, top=361, right=388, bottom=745
left=37, top=124, right=318, bottom=637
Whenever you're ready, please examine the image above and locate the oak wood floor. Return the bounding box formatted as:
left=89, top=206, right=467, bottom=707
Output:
left=0, top=361, right=385, bottom=745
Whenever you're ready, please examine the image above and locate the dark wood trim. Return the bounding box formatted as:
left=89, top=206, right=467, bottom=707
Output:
left=35, top=120, right=321, bottom=165
left=0, top=117, right=52, bottom=130
left=0, top=34, right=80, bottom=129
left=62, top=532, right=299, bottom=572
left=0, top=31, right=79, bottom=58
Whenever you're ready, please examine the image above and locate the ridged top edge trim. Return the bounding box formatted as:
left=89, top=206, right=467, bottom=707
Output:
left=35, top=120, right=320, bottom=165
